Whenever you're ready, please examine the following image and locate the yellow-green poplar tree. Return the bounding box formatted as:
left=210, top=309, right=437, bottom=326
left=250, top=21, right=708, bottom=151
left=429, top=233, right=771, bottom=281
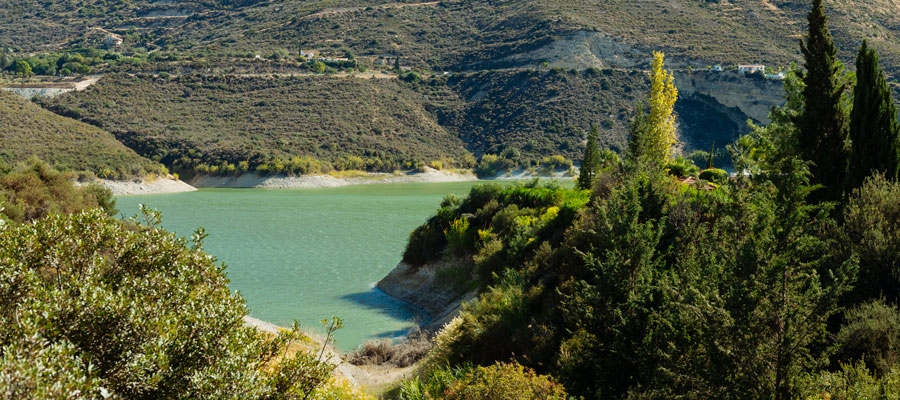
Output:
left=628, top=52, right=678, bottom=167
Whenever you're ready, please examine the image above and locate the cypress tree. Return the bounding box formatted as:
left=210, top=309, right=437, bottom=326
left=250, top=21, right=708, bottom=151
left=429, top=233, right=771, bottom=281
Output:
left=847, top=40, right=900, bottom=190
left=578, top=125, right=601, bottom=190
left=796, top=0, right=848, bottom=202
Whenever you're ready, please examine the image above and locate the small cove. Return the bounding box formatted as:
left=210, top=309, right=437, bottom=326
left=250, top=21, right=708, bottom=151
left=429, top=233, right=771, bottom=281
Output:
left=116, top=181, right=479, bottom=351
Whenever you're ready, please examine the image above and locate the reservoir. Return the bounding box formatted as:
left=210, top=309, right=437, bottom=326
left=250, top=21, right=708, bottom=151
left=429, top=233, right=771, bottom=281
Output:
left=116, top=181, right=479, bottom=351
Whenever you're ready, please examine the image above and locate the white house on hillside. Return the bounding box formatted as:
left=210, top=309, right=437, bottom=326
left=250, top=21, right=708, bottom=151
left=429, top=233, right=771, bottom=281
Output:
left=738, top=64, right=765, bottom=74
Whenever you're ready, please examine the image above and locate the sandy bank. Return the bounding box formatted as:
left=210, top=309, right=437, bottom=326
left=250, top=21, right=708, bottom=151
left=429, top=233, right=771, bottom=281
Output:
left=100, top=177, right=197, bottom=196
left=189, top=167, right=477, bottom=189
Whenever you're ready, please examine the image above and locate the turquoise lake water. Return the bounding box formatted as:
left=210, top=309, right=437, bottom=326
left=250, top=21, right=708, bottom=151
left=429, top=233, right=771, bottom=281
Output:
left=115, top=181, right=480, bottom=351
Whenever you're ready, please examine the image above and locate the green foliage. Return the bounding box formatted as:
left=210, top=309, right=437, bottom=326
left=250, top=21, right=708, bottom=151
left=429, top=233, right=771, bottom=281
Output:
left=698, top=167, right=728, bottom=184
left=0, top=90, right=160, bottom=179
left=402, top=71, right=422, bottom=83
left=665, top=156, right=700, bottom=178
left=0, top=158, right=117, bottom=223
left=834, top=300, right=900, bottom=377
left=842, top=174, right=900, bottom=304
left=847, top=40, right=900, bottom=190
left=441, top=362, right=568, bottom=400
left=628, top=52, right=678, bottom=169
left=39, top=73, right=471, bottom=174
left=796, top=361, right=900, bottom=400
left=405, top=346, right=566, bottom=398
left=445, top=218, right=474, bottom=258
left=473, top=153, right=515, bottom=178
left=0, top=208, right=335, bottom=398
left=577, top=125, right=600, bottom=189
left=407, top=156, right=857, bottom=399
left=797, top=0, right=849, bottom=202
left=14, top=60, right=32, bottom=77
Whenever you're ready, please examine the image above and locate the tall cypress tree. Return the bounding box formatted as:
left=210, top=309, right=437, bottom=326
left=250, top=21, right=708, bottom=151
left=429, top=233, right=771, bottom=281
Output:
left=847, top=40, right=900, bottom=190
left=796, top=0, right=848, bottom=202
left=578, top=125, right=601, bottom=190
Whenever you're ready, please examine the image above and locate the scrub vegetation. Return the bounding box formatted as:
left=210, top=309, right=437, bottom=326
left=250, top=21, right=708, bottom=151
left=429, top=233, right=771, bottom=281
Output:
left=0, top=161, right=368, bottom=399
left=0, top=90, right=161, bottom=179
left=391, top=6, right=900, bottom=397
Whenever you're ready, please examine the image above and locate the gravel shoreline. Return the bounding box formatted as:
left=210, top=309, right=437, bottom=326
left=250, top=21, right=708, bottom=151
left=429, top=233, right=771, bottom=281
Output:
left=102, top=168, right=573, bottom=196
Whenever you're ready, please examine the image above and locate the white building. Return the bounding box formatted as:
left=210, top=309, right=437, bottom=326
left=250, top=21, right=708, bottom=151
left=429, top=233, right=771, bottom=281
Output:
left=738, top=64, right=766, bottom=74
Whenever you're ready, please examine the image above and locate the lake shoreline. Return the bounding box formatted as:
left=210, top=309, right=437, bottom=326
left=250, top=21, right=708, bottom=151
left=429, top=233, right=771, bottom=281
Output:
left=104, top=167, right=575, bottom=196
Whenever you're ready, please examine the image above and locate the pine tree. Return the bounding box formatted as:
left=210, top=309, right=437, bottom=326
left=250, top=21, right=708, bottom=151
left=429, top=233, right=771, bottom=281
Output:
left=846, top=40, right=900, bottom=190
left=627, top=51, right=678, bottom=168
left=577, top=125, right=601, bottom=190
left=796, top=0, right=848, bottom=202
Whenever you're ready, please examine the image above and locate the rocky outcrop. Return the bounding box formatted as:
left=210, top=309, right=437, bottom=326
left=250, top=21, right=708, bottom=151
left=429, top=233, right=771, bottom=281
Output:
left=675, top=70, right=785, bottom=124
left=2, top=87, right=73, bottom=99
left=376, top=261, right=478, bottom=333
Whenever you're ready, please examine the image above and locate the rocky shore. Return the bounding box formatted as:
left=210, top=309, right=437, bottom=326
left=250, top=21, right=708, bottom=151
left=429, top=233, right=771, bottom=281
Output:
left=100, top=177, right=197, bottom=196
left=376, top=260, right=478, bottom=334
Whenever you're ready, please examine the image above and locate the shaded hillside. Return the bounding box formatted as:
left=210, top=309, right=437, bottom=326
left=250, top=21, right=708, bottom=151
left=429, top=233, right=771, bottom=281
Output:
left=442, top=68, right=648, bottom=161
left=38, top=73, right=474, bottom=172
left=0, top=89, right=160, bottom=178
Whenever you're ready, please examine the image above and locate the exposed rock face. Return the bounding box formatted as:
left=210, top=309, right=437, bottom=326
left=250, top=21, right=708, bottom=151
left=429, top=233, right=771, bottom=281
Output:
left=675, top=70, right=785, bottom=124
left=1, top=87, right=73, bottom=99
left=508, top=31, right=648, bottom=70
left=376, top=261, right=478, bottom=333
left=672, top=70, right=785, bottom=156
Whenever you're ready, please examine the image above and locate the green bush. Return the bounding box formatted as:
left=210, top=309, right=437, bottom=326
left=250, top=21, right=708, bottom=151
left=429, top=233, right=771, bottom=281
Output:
left=442, top=362, right=568, bottom=399
left=0, top=158, right=117, bottom=223
left=796, top=361, right=900, bottom=400
left=398, top=362, right=567, bottom=400
left=474, top=154, right=516, bottom=178
left=665, top=156, right=699, bottom=178
left=445, top=218, right=474, bottom=257
left=843, top=174, right=900, bottom=304
left=699, top=167, right=728, bottom=184
left=835, top=300, right=900, bottom=377
left=0, top=208, right=335, bottom=398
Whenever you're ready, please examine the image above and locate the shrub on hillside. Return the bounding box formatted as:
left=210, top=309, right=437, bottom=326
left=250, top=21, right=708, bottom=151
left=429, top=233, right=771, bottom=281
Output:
left=0, top=158, right=116, bottom=223
left=398, top=361, right=568, bottom=400
left=834, top=300, right=900, bottom=377
left=796, top=361, right=900, bottom=400
left=843, top=174, right=900, bottom=304
left=665, top=157, right=700, bottom=178
left=474, top=154, right=516, bottom=178
left=0, top=208, right=334, bottom=398
left=699, top=168, right=728, bottom=184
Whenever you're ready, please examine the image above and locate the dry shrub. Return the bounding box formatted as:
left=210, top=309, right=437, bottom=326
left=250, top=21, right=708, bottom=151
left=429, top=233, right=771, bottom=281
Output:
left=348, top=328, right=432, bottom=367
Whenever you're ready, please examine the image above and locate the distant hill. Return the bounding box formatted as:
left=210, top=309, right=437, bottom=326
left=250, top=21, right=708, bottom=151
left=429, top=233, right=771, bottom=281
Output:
left=0, top=89, right=161, bottom=178
left=5, top=0, right=899, bottom=74
left=5, top=0, right=893, bottom=173
left=37, top=73, right=475, bottom=173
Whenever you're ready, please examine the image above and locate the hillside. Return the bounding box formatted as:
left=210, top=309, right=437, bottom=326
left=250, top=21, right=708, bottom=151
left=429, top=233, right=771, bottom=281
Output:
left=37, top=73, right=474, bottom=173
left=0, top=89, right=161, bottom=178
left=5, top=0, right=900, bottom=73
left=4, top=0, right=896, bottom=175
